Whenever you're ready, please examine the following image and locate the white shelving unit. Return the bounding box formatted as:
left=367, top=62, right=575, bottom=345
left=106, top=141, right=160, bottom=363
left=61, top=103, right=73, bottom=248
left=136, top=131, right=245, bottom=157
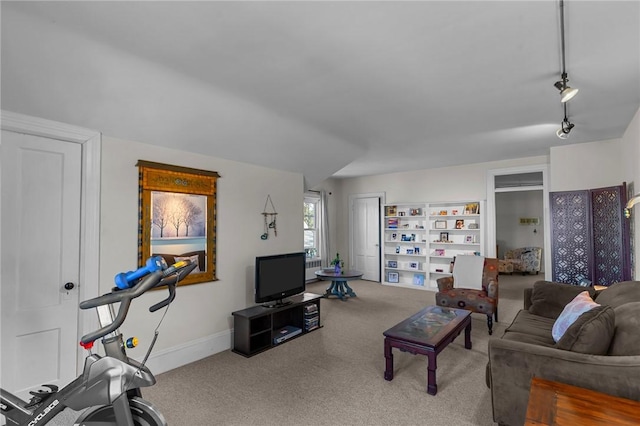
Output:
left=427, top=201, right=485, bottom=289
left=381, top=203, right=428, bottom=290
left=382, top=201, right=485, bottom=291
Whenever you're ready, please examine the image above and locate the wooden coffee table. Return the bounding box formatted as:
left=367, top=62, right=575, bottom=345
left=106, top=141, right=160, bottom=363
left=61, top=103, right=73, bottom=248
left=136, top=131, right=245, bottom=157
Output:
left=383, top=305, right=472, bottom=395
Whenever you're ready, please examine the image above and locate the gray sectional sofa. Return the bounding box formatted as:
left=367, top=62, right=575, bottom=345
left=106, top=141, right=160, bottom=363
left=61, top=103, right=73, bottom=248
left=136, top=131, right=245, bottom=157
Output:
left=487, top=280, right=640, bottom=426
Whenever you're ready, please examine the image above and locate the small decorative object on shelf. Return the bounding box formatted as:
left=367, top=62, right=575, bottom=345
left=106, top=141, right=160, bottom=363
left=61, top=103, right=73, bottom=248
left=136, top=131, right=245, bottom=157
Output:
left=455, top=219, right=464, bottom=229
left=330, top=253, right=344, bottom=274
left=413, top=273, right=425, bottom=286
left=388, top=272, right=399, bottom=283
left=464, top=203, right=479, bottom=214
left=435, top=220, right=447, bottom=229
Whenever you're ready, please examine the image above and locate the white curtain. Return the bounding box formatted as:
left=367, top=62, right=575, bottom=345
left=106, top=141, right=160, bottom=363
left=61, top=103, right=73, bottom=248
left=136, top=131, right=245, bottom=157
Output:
left=320, top=190, right=330, bottom=267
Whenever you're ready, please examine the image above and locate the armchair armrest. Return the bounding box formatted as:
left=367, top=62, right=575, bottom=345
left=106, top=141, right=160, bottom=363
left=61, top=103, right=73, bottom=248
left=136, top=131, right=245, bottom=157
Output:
left=488, top=338, right=640, bottom=426
left=436, top=276, right=454, bottom=291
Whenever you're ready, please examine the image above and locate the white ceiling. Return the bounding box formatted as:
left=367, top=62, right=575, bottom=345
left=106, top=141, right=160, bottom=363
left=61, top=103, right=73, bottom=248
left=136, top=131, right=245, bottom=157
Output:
left=2, top=1, right=639, bottom=187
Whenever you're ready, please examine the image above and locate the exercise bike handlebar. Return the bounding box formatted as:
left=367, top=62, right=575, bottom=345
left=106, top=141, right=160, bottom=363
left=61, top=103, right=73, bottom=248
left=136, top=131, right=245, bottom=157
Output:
left=79, top=260, right=197, bottom=345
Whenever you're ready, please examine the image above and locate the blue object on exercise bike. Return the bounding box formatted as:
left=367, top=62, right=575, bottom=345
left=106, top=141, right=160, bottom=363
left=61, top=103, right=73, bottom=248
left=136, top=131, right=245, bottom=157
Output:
left=114, top=256, right=166, bottom=289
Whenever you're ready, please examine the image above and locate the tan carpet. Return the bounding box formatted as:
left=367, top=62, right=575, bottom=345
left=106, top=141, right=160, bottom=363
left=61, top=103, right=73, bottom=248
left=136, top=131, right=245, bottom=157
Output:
left=48, top=273, right=538, bottom=425
left=143, top=274, right=537, bottom=426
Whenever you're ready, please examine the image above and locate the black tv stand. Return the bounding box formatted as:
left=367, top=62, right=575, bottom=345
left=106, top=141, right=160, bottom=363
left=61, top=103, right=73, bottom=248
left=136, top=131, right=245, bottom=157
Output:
left=262, top=299, right=293, bottom=308
left=232, top=293, right=322, bottom=357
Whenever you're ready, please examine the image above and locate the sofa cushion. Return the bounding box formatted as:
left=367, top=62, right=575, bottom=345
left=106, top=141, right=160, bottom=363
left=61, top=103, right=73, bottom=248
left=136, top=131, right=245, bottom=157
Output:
left=595, top=281, right=640, bottom=308
left=608, top=302, right=640, bottom=356
left=555, top=305, right=615, bottom=354
left=528, top=281, right=596, bottom=319
left=552, top=291, right=599, bottom=342
left=502, top=330, right=556, bottom=347
left=505, top=310, right=556, bottom=339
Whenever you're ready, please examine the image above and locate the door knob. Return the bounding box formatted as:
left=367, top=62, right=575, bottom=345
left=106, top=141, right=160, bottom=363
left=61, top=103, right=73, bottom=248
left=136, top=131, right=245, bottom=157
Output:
left=64, top=282, right=75, bottom=290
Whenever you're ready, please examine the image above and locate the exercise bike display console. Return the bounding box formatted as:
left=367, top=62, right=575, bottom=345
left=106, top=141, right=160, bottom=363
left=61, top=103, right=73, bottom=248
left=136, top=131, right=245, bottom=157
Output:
left=0, top=258, right=196, bottom=426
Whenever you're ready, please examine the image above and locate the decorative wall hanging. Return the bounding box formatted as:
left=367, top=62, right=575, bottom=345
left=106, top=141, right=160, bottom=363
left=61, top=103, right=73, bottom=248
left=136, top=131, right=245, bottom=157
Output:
left=260, top=194, right=278, bottom=240
left=137, top=160, right=219, bottom=285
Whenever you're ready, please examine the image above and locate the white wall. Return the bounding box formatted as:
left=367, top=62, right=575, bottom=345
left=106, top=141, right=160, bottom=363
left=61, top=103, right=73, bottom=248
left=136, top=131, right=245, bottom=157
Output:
left=549, top=138, right=625, bottom=191
left=100, top=136, right=304, bottom=368
left=333, top=155, right=549, bottom=260
left=621, top=108, right=640, bottom=278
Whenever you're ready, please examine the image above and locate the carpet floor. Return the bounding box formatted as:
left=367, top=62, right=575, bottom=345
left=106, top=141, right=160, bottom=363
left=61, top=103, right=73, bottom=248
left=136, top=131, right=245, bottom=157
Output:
left=49, top=273, right=539, bottom=425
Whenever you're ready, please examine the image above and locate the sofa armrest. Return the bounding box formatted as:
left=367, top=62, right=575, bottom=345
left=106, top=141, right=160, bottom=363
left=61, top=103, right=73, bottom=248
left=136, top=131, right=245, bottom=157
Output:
left=488, top=338, right=640, bottom=426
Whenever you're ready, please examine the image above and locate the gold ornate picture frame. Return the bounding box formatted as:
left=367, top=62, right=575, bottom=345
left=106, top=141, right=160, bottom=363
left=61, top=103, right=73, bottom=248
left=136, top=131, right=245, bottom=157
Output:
left=137, top=160, right=219, bottom=285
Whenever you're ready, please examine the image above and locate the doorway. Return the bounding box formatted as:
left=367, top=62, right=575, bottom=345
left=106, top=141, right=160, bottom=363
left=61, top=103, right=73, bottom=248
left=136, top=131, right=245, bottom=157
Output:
left=348, top=192, right=384, bottom=282
left=486, top=164, right=550, bottom=281
left=0, top=111, right=101, bottom=396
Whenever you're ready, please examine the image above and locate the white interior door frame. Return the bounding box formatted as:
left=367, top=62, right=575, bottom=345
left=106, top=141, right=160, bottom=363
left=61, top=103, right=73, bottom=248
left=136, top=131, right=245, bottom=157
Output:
left=1, top=110, right=101, bottom=374
left=486, top=163, right=551, bottom=281
left=348, top=192, right=385, bottom=281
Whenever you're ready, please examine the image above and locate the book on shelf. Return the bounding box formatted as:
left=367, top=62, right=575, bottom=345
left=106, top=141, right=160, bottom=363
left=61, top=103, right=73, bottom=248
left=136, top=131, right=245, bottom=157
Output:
left=387, top=218, right=399, bottom=228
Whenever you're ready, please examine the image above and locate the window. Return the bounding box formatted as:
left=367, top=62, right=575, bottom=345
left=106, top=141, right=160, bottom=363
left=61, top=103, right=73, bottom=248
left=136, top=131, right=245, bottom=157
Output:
left=304, top=195, right=320, bottom=259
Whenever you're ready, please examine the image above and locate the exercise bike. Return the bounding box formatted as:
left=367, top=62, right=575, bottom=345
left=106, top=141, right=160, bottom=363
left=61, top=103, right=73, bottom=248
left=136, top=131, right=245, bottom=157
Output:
left=0, top=257, right=197, bottom=426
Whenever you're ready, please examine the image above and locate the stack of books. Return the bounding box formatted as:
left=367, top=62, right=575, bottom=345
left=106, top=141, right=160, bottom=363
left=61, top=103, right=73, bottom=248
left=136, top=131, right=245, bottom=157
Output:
left=304, top=303, right=319, bottom=331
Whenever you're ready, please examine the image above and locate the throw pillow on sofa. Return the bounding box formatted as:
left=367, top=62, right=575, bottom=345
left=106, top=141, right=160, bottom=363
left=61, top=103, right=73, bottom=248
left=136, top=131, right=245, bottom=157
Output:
left=555, top=305, right=615, bottom=354
left=529, top=281, right=596, bottom=319
left=552, top=291, right=599, bottom=342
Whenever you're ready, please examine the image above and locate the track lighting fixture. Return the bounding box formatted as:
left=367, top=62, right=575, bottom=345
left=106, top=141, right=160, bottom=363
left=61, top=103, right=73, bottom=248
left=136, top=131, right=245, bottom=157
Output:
left=556, top=104, right=574, bottom=139
left=555, top=0, right=578, bottom=103
left=554, top=0, right=577, bottom=139
left=554, top=73, right=579, bottom=103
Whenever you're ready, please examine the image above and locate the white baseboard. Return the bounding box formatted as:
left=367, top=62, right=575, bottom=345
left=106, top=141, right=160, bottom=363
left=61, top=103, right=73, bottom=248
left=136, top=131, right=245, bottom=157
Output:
left=138, top=329, right=233, bottom=375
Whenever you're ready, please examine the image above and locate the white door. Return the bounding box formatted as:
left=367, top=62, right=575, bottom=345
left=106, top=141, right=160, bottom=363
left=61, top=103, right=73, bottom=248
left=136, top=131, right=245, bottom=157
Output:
left=351, top=196, right=380, bottom=281
left=1, top=131, right=82, bottom=400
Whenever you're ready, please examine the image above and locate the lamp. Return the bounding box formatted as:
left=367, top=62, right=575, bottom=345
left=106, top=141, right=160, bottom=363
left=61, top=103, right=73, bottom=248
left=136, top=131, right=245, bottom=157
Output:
left=554, top=73, right=579, bottom=103
left=554, top=0, right=578, bottom=103
left=556, top=104, right=575, bottom=139
left=624, top=193, right=640, bottom=218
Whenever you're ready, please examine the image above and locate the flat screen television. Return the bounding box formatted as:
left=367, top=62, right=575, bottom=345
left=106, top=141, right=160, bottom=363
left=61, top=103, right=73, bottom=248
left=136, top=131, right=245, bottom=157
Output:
left=255, top=252, right=306, bottom=307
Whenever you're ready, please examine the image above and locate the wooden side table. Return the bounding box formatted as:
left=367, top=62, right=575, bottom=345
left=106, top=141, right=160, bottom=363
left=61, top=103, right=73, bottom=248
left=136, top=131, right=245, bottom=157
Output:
left=525, top=377, right=640, bottom=425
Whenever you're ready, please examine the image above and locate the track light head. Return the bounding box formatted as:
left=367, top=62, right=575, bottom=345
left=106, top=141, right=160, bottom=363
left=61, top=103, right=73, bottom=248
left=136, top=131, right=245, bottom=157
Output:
left=554, top=74, right=579, bottom=102
left=560, top=86, right=578, bottom=102
left=556, top=117, right=575, bottom=139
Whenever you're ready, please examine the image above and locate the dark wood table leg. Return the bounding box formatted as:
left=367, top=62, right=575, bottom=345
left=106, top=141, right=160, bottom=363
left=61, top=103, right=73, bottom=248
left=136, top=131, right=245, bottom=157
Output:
left=465, top=319, right=472, bottom=350
left=384, top=339, right=394, bottom=381
left=426, top=352, right=437, bottom=395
